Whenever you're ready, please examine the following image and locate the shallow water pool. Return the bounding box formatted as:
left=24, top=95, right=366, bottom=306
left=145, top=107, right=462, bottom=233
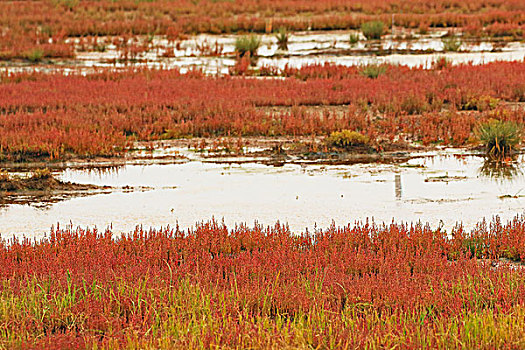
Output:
left=0, top=151, right=524, bottom=238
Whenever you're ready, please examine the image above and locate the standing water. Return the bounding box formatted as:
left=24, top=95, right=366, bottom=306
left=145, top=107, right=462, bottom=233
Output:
left=0, top=151, right=524, bottom=238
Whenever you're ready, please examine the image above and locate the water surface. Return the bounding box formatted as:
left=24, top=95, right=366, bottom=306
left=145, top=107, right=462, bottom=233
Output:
left=1, top=152, right=524, bottom=238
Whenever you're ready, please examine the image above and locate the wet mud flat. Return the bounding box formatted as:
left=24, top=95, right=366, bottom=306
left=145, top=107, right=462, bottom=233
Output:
left=0, top=136, right=426, bottom=172
left=0, top=170, right=105, bottom=204
left=131, top=137, right=431, bottom=166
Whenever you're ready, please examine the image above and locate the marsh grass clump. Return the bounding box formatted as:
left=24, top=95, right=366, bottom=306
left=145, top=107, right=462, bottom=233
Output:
left=477, top=120, right=522, bottom=158
left=52, top=0, right=79, bottom=10
left=0, top=169, right=9, bottom=182
left=26, top=49, right=44, bottom=62
left=234, top=35, right=261, bottom=59
left=442, top=36, right=462, bottom=52
left=275, top=28, right=289, bottom=51
left=31, top=168, right=52, bottom=180
left=359, top=64, right=387, bottom=79
left=326, top=130, right=369, bottom=150
left=463, top=95, right=500, bottom=112
left=349, top=33, right=360, bottom=45
left=361, top=21, right=385, bottom=40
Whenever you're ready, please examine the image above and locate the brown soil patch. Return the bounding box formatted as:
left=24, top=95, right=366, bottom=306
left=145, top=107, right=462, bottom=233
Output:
left=0, top=174, right=100, bottom=193
left=0, top=171, right=162, bottom=207
left=257, top=105, right=350, bottom=118
left=0, top=135, right=483, bottom=171
left=0, top=171, right=110, bottom=207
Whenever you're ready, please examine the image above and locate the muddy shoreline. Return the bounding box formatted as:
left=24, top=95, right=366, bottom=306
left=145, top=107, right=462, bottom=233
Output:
left=0, top=170, right=108, bottom=206
left=0, top=137, right=490, bottom=171
left=0, top=136, right=507, bottom=210
left=0, top=137, right=489, bottom=210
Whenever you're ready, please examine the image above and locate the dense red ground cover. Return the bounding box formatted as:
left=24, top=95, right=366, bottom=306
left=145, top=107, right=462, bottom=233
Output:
left=0, top=61, right=524, bottom=159
left=0, top=216, right=524, bottom=348
left=1, top=0, right=524, bottom=60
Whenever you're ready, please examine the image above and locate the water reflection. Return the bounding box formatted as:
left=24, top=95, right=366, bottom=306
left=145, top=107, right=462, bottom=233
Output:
left=395, top=174, right=402, bottom=200
left=0, top=191, right=110, bottom=210
left=478, top=157, right=523, bottom=182
left=73, top=165, right=123, bottom=176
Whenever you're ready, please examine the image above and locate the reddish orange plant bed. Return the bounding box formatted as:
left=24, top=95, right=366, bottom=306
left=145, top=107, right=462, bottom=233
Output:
left=0, top=216, right=524, bottom=348
left=1, top=0, right=524, bottom=60
left=0, top=61, right=524, bottom=160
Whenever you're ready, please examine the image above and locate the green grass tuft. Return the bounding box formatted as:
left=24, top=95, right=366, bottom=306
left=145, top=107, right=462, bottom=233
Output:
left=442, top=36, right=462, bottom=52
left=359, top=64, right=387, bottom=79
left=25, top=49, right=44, bottom=62
left=275, top=28, right=289, bottom=51
left=234, top=35, right=261, bottom=58
left=349, top=33, right=360, bottom=45
left=361, top=21, right=385, bottom=40
left=326, top=130, right=369, bottom=149
left=477, top=119, right=522, bottom=158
